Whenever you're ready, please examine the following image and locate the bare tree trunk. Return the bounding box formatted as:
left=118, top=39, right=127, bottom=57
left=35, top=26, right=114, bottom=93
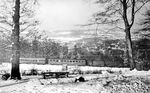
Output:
left=11, top=0, right=21, bottom=80
left=122, top=0, right=135, bottom=70
left=124, top=43, right=129, bottom=66
left=125, top=27, right=135, bottom=70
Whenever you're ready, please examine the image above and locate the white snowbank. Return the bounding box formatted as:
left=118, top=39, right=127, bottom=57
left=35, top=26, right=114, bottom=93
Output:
left=0, top=63, right=130, bottom=73
left=1, top=67, right=150, bottom=93
left=2, top=63, right=150, bottom=77
left=124, top=69, right=150, bottom=76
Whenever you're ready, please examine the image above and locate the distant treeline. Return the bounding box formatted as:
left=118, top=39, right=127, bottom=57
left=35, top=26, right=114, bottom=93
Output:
left=0, top=37, right=150, bottom=69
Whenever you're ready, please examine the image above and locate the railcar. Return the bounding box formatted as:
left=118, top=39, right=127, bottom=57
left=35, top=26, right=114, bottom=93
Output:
left=20, top=58, right=86, bottom=66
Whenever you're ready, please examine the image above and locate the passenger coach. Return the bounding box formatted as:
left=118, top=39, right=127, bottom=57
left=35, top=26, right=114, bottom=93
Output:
left=20, top=58, right=86, bottom=66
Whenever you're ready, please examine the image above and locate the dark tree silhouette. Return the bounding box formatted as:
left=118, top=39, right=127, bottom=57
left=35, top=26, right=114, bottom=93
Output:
left=10, top=0, right=21, bottom=80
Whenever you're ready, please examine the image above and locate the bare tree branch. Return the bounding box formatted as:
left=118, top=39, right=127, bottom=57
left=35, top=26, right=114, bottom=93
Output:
left=134, top=0, right=150, bottom=14
left=0, top=0, right=39, bottom=38
left=115, top=26, right=125, bottom=30
left=130, top=0, right=135, bottom=27
left=0, top=19, right=13, bottom=27
left=120, top=0, right=123, bottom=3
left=0, top=26, right=11, bottom=32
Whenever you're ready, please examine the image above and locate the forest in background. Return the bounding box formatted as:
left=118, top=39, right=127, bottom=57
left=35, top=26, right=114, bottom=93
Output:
left=0, top=35, right=150, bottom=70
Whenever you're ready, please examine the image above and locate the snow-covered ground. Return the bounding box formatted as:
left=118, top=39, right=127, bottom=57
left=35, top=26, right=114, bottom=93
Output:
left=0, top=63, right=130, bottom=74
left=1, top=63, right=150, bottom=93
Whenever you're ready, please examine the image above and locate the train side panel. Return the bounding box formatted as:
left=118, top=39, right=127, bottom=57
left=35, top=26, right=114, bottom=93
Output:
left=20, top=58, right=86, bottom=66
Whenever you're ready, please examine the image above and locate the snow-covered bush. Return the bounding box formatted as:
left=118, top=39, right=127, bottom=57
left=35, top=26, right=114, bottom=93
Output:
left=22, top=68, right=42, bottom=76
left=70, top=68, right=83, bottom=74
left=1, top=73, right=10, bottom=80
left=104, top=76, right=150, bottom=93
left=84, top=70, right=102, bottom=74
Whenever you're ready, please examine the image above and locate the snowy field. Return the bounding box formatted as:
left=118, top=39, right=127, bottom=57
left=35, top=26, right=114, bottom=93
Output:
left=0, top=63, right=130, bottom=74
left=1, top=63, right=150, bottom=93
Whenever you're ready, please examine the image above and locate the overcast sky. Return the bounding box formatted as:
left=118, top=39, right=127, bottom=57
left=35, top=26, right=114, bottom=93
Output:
left=35, top=0, right=149, bottom=42
left=0, top=0, right=148, bottom=42
left=37, top=0, right=100, bottom=41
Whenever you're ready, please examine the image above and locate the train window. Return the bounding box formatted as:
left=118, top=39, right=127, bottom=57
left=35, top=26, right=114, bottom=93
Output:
left=59, top=60, right=61, bottom=62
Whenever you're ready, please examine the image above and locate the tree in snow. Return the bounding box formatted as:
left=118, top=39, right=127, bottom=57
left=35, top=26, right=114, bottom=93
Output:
left=0, top=0, right=38, bottom=79
left=94, top=0, right=150, bottom=70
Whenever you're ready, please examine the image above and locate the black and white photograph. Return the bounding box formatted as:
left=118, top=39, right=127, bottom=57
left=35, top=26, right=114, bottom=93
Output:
left=0, top=0, right=150, bottom=93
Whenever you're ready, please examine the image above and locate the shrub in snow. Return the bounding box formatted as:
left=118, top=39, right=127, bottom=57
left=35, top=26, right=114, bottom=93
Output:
left=92, top=70, right=102, bottom=74
left=75, top=76, right=85, bottom=82
left=84, top=70, right=93, bottom=74
left=106, top=69, right=115, bottom=74
left=71, top=68, right=83, bottom=75
left=84, top=70, right=102, bottom=74
left=1, top=73, right=10, bottom=80
left=30, top=68, right=38, bottom=75
left=22, top=68, right=41, bottom=75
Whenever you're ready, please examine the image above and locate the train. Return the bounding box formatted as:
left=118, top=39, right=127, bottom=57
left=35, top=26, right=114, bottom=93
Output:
left=19, top=58, right=86, bottom=66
